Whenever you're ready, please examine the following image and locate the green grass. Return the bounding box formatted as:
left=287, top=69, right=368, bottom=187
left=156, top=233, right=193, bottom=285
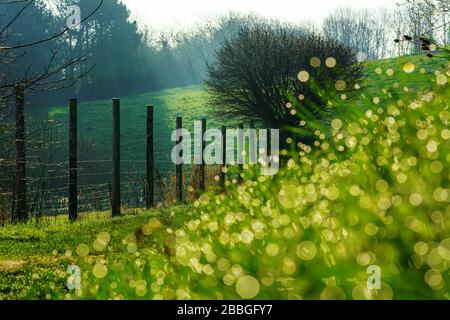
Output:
left=24, top=85, right=228, bottom=210
left=0, top=206, right=191, bottom=299
left=330, top=54, right=449, bottom=117
left=2, top=53, right=449, bottom=300
left=0, top=210, right=154, bottom=259
left=28, top=54, right=448, bottom=176
left=364, top=54, right=448, bottom=91
left=32, top=85, right=238, bottom=175
left=49, top=85, right=210, bottom=172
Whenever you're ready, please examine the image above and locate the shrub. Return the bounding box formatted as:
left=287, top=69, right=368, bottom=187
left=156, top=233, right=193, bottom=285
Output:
left=205, top=19, right=363, bottom=134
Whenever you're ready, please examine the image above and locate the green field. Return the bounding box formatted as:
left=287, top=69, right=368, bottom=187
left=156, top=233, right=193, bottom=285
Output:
left=36, top=85, right=217, bottom=175
left=0, top=206, right=192, bottom=299
left=25, top=85, right=233, bottom=209
left=27, top=54, right=447, bottom=175
left=2, top=53, right=449, bottom=300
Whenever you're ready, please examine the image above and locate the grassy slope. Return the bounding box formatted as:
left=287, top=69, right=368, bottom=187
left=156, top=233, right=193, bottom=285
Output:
left=339, top=54, right=448, bottom=111
left=35, top=85, right=234, bottom=175
left=1, top=54, right=449, bottom=300
left=0, top=206, right=192, bottom=299
left=30, top=54, right=447, bottom=175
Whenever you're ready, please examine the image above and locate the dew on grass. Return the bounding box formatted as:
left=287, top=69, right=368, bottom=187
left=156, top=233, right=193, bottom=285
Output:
left=236, top=276, right=260, bottom=299
left=403, top=62, right=415, bottom=73
left=320, top=286, right=346, bottom=300
left=310, top=57, right=321, bottom=68
left=76, top=244, right=90, bottom=257
left=298, top=71, right=310, bottom=82
left=436, top=74, right=448, bottom=85
left=92, top=264, right=107, bottom=279
left=335, top=80, right=346, bottom=91
left=325, top=57, right=337, bottom=68
left=297, top=241, right=317, bottom=260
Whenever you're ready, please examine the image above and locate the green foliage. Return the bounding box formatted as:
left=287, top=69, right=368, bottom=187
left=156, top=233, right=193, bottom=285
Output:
left=1, top=55, right=449, bottom=300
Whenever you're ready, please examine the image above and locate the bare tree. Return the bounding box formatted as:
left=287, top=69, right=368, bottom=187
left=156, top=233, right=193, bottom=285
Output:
left=0, top=0, right=103, bottom=222
left=322, top=8, right=396, bottom=60
left=395, top=0, right=450, bottom=53
left=0, top=0, right=103, bottom=98
left=206, top=18, right=362, bottom=134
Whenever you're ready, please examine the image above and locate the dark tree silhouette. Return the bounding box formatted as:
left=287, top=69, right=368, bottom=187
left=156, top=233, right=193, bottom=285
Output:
left=205, top=19, right=362, bottom=131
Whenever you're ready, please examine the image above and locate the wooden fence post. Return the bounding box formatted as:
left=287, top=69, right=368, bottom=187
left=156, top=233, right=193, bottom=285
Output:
left=146, top=105, right=154, bottom=208
left=14, top=85, right=28, bottom=223
left=199, top=118, right=206, bottom=192
left=112, top=98, right=121, bottom=217
left=220, top=126, right=226, bottom=188
left=238, top=123, right=244, bottom=184
left=69, top=98, right=78, bottom=222
left=176, top=117, right=183, bottom=203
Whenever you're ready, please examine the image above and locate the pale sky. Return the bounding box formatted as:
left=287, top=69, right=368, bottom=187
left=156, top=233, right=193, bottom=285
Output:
left=122, top=0, right=397, bottom=32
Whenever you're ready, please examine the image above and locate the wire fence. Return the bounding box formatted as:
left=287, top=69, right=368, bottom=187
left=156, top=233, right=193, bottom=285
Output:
left=0, top=102, right=170, bottom=222
left=0, top=122, right=143, bottom=219
left=0, top=87, right=245, bottom=224
left=0, top=122, right=222, bottom=224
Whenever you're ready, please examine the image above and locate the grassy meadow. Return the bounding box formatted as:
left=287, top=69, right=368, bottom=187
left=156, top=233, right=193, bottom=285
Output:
left=29, top=54, right=449, bottom=169
left=1, top=53, right=449, bottom=300
left=33, top=85, right=213, bottom=175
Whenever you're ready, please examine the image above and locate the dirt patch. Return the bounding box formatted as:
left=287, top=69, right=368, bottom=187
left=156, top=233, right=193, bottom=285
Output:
left=0, top=260, right=27, bottom=272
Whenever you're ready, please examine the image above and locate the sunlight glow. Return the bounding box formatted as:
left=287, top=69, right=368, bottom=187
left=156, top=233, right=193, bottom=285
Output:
left=121, top=0, right=397, bottom=31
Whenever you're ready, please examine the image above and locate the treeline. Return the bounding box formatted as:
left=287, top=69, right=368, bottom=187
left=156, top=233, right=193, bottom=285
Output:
left=323, top=2, right=450, bottom=60
left=1, top=1, right=247, bottom=105
left=2, top=0, right=449, bottom=107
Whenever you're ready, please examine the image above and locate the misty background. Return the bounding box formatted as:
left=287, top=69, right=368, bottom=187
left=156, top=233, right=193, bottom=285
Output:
left=3, top=0, right=449, bottom=107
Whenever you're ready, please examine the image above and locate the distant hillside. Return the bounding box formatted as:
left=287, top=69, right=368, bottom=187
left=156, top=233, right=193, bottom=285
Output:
left=28, top=54, right=448, bottom=176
